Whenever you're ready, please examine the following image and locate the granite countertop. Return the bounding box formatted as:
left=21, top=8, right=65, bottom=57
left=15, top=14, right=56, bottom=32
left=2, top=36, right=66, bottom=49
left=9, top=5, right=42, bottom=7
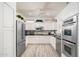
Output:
left=25, top=30, right=57, bottom=32
left=25, top=30, right=57, bottom=36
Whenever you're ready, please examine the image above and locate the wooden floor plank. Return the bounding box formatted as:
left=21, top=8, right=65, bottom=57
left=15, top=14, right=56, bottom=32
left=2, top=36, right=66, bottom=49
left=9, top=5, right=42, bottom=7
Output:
left=21, top=44, right=59, bottom=57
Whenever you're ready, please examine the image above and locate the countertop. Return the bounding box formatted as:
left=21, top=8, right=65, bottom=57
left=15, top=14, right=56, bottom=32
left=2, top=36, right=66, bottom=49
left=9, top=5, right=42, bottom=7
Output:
left=25, top=30, right=57, bottom=36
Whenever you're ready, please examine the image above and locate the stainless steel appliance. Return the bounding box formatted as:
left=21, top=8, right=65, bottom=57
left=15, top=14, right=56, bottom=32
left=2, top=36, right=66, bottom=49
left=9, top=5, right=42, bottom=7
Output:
left=62, top=15, right=78, bottom=57
left=62, top=39, right=77, bottom=57
left=55, top=33, right=61, bottom=57
left=63, top=16, right=78, bottom=43
left=16, top=20, right=26, bottom=57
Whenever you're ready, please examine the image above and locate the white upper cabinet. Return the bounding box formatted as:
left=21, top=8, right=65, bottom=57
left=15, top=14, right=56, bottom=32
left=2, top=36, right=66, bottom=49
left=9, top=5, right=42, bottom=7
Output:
left=3, top=4, right=14, bottom=27
left=25, top=21, right=57, bottom=30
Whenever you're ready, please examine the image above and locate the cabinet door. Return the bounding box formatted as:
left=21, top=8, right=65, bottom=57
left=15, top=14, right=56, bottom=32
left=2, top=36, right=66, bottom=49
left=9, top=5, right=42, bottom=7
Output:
left=3, top=4, right=14, bottom=27
left=50, top=37, right=56, bottom=49
left=0, top=3, right=3, bottom=56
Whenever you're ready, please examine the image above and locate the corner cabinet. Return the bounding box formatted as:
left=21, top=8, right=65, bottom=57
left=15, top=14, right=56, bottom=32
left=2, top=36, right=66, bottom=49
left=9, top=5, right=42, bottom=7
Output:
left=0, top=3, right=16, bottom=57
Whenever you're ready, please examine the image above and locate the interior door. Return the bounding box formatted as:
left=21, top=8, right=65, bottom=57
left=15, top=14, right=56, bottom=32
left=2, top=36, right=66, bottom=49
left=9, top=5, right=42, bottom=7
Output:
left=3, top=3, right=14, bottom=56
left=0, top=3, right=3, bottom=56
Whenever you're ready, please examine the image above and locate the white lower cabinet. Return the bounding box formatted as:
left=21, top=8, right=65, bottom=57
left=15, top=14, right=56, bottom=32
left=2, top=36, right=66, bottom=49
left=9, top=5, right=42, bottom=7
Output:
left=49, top=36, right=56, bottom=49
left=27, top=36, right=50, bottom=44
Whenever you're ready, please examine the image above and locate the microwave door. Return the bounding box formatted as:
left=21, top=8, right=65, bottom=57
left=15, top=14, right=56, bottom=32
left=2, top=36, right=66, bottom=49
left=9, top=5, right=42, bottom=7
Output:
left=62, top=24, right=77, bottom=43
left=64, top=29, right=72, bottom=36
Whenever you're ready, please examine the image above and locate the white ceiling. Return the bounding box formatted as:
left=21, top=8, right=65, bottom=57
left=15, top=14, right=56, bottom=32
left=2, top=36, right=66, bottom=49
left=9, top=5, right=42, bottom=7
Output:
left=16, top=2, right=67, bottom=21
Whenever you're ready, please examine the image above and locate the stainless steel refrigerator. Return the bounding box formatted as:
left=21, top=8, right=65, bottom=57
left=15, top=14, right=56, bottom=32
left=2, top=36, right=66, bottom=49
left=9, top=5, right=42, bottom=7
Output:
left=16, top=20, right=26, bottom=57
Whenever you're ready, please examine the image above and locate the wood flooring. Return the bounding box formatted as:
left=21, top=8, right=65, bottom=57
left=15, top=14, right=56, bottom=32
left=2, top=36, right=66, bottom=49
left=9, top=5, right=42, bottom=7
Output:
left=21, top=44, right=59, bottom=57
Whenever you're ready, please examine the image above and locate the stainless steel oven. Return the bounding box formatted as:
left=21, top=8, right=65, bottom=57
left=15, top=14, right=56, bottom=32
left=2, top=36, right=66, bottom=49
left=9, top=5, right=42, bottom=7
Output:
left=62, top=16, right=78, bottom=43
left=62, top=15, right=78, bottom=57
left=62, top=40, right=77, bottom=57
